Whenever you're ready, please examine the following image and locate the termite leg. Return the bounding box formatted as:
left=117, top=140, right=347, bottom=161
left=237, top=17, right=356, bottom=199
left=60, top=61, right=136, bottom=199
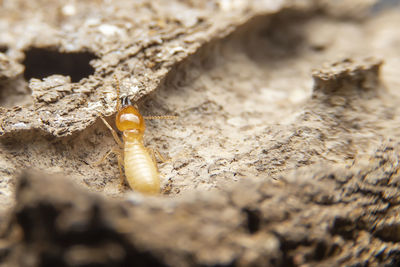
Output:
left=116, top=153, right=125, bottom=188
left=155, top=149, right=168, bottom=163
left=94, top=146, right=123, bottom=166
left=147, top=147, right=168, bottom=164
left=146, top=147, right=158, bottom=165
left=99, top=116, right=123, bottom=149
left=94, top=146, right=125, bottom=189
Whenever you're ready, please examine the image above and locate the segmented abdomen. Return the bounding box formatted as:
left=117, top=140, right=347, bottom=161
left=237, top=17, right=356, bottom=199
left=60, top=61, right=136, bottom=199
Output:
left=124, top=140, right=160, bottom=194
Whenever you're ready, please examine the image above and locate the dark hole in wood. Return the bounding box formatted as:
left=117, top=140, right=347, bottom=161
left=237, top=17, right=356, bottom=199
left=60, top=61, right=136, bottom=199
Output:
left=0, top=45, right=8, bottom=53
left=243, top=208, right=261, bottom=234
left=23, top=47, right=97, bottom=83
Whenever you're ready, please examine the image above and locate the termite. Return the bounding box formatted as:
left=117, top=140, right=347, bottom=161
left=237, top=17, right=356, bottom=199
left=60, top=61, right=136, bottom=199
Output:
left=98, top=76, right=175, bottom=194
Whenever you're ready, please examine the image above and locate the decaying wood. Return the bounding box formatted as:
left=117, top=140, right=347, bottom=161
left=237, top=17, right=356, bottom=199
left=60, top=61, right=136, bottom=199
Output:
left=1, top=0, right=400, bottom=266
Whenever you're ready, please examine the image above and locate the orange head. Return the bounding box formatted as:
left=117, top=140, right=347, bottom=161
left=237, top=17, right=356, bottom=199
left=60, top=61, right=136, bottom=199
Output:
left=116, top=105, right=145, bottom=139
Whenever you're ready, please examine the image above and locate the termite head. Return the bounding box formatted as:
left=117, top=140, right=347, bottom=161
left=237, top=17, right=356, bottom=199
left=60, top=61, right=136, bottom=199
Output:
left=116, top=97, right=145, bottom=138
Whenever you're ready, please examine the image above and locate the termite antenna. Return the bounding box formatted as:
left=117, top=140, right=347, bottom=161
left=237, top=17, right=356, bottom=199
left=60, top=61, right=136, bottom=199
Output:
left=113, top=74, right=121, bottom=111
left=143, top=115, right=178, bottom=120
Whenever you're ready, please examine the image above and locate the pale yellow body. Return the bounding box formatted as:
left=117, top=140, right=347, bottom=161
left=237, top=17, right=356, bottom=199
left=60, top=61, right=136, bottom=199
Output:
left=124, top=138, right=160, bottom=194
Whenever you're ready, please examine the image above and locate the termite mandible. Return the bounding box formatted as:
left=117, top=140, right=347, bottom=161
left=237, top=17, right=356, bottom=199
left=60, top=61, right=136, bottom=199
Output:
left=97, top=76, right=176, bottom=194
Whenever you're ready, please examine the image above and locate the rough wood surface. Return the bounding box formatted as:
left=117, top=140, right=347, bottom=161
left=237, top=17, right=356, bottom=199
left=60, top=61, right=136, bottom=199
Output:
left=1, top=0, right=400, bottom=266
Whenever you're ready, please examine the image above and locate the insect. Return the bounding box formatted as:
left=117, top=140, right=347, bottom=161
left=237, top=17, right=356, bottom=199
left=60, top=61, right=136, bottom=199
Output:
left=98, top=76, right=175, bottom=194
